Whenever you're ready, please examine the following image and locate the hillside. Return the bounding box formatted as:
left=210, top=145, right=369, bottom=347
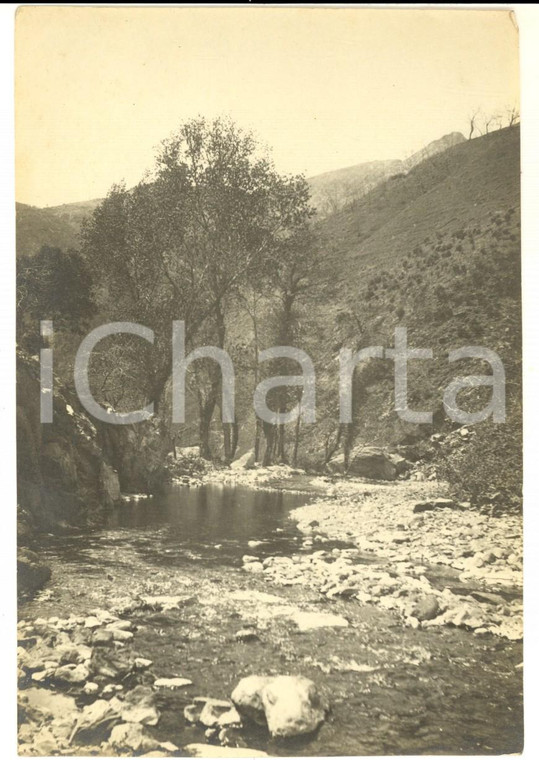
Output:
left=307, top=159, right=403, bottom=216
left=307, top=131, right=465, bottom=216
left=46, top=198, right=102, bottom=232
left=404, top=131, right=465, bottom=169
left=299, top=125, right=521, bottom=502
left=16, top=202, right=80, bottom=258
left=315, top=126, right=519, bottom=289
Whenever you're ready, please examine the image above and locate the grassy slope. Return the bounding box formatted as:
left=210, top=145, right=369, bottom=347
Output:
left=317, top=127, right=519, bottom=285
left=298, top=126, right=521, bottom=502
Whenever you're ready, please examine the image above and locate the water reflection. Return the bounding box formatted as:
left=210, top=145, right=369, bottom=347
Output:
left=104, top=483, right=312, bottom=565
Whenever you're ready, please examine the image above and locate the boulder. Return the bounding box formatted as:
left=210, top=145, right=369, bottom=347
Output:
left=184, top=704, right=202, bottom=724
left=231, top=675, right=271, bottom=725
left=412, top=595, right=441, bottom=622
left=134, top=657, right=153, bottom=670
left=347, top=447, right=405, bottom=480
left=231, top=675, right=328, bottom=738
left=261, top=675, right=328, bottom=738
left=217, top=707, right=243, bottom=728
left=231, top=449, right=256, bottom=470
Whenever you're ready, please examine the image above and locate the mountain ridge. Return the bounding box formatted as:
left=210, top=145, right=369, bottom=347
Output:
left=16, top=130, right=467, bottom=256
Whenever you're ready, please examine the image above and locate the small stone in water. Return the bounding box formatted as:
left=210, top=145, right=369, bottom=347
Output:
left=184, top=704, right=202, bottom=723
left=235, top=628, right=260, bottom=643
left=153, top=677, right=193, bottom=689
left=199, top=699, right=235, bottom=727
left=134, top=657, right=153, bottom=670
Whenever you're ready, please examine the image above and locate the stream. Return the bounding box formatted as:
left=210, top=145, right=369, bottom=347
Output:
left=20, top=483, right=523, bottom=756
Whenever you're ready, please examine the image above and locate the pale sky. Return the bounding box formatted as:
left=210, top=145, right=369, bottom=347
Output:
left=15, top=6, right=519, bottom=208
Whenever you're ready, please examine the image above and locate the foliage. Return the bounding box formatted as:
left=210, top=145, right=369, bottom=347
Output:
left=17, top=245, right=95, bottom=352
left=81, top=117, right=313, bottom=454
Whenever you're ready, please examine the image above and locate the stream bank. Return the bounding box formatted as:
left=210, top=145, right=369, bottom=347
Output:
left=18, top=474, right=523, bottom=756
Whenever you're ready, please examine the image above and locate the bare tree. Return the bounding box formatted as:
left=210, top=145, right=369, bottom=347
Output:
left=482, top=112, right=499, bottom=135
left=468, top=109, right=480, bottom=140
left=506, top=105, right=520, bottom=127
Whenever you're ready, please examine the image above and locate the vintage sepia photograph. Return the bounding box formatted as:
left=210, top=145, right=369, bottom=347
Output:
left=14, top=5, right=526, bottom=756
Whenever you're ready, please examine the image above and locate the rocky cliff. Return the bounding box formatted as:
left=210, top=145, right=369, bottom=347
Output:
left=17, top=348, right=169, bottom=593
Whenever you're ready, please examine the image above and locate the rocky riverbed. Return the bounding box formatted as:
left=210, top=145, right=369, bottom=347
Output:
left=18, top=473, right=523, bottom=756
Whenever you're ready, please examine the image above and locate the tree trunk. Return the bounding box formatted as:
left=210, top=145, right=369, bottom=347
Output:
left=199, top=412, right=213, bottom=460
left=198, top=388, right=217, bottom=460
left=254, top=419, right=262, bottom=462
left=292, top=410, right=301, bottom=468
left=223, top=423, right=232, bottom=463
left=324, top=425, right=342, bottom=464
left=262, top=420, right=276, bottom=466
left=230, top=421, right=239, bottom=460
left=343, top=423, right=354, bottom=470
left=222, top=421, right=239, bottom=463
left=277, top=422, right=286, bottom=463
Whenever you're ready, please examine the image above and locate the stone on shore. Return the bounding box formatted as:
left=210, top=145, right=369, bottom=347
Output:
left=110, top=685, right=159, bottom=726
left=412, top=595, right=441, bottom=622
left=184, top=744, right=268, bottom=758
left=108, top=723, right=161, bottom=753
left=199, top=699, right=235, bottom=728
left=413, top=498, right=456, bottom=513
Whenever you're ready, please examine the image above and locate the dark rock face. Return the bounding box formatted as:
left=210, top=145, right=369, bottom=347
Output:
left=100, top=420, right=169, bottom=496
left=17, top=350, right=170, bottom=544
left=17, top=350, right=122, bottom=534
left=17, top=548, right=51, bottom=596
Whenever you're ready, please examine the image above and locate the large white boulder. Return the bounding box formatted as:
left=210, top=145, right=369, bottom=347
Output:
left=231, top=674, right=328, bottom=738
